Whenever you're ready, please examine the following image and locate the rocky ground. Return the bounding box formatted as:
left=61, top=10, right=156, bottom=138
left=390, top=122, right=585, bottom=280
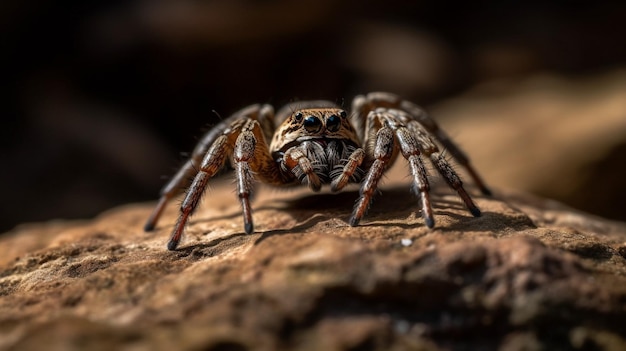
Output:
left=1, top=165, right=626, bottom=351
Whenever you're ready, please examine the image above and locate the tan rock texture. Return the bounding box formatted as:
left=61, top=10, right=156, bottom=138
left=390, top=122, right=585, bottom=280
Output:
left=2, top=169, right=626, bottom=350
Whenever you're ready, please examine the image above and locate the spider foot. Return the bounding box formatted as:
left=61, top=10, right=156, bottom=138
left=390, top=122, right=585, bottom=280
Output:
left=459, top=188, right=482, bottom=217
left=167, top=239, right=179, bottom=251
left=349, top=216, right=361, bottom=227
left=469, top=206, right=481, bottom=217
left=349, top=192, right=372, bottom=227
left=424, top=215, right=435, bottom=229
left=167, top=213, right=189, bottom=251
left=244, top=222, right=254, bottom=234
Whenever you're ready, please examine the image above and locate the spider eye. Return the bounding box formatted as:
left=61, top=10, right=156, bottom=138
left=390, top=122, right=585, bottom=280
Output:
left=339, top=110, right=347, bottom=118
left=303, top=116, right=322, bottom=133
left=294, top=112, right=303, bottom=121
left=326, top=114, right=341, bottom=132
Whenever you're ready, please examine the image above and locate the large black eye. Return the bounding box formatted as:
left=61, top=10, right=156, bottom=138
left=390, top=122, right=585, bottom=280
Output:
left=303, top=116, right=322, bottom=133
left=326, top=114, right=341, bottom=132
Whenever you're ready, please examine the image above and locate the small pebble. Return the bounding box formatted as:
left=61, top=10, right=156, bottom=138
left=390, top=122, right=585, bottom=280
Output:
left=401, top=238, right=413, bottom=247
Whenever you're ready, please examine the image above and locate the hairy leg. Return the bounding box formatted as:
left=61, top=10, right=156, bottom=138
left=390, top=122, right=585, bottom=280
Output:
left=383, top=113, right=435, bottom=228
left=430, top=153, right=481, bottom=217
left=330, top=148, right=365, bottom=192
left=283, top=146, right=324, bottom=191
left=233, top=119, right=279, bottom=235
left=144, top=104, right=274, bottom=232
left=352, top=92, right=491, bottom=196
left=168, top=135, right=230, bottom=250
left=350, top=125, right=395, bottom=226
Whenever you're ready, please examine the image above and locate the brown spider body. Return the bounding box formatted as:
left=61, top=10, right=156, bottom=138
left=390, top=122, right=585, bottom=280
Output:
left=145, top=92, right=491, bottom=250
left=271, top=106, right=364, bottom=190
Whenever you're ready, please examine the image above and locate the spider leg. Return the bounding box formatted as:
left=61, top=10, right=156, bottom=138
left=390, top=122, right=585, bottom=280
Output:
left=284, top=146, right=323, bottom=191
left=330, top=148, right=365, bottom=192
left=399, top=99, right=491, bottom=196
left=401, top=114, right=482, bottom=218
left=382, top=113, right=436, bottom=228
left=429, top=152, right=481, bottom=217
left=352, top=92, right=492, bottom=196
left=350, top=124, right=395, bottom=227
left=165, top=105, right=278, bottom=250
left=144, top=153, right=204, bottom=232
left=144, top=104, right=274, bottom=232
left=168, top=135, right=231, bottom=250
left=420, top=125, right=491, bottom=197
left=233, top=119, right=264, bottom=235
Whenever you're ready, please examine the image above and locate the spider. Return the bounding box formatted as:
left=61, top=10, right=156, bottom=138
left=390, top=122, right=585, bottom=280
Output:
left=144, top=92, right=491, bottom=250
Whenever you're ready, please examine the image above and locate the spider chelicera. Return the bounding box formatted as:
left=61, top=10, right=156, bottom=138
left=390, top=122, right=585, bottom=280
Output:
left=144, top=92, right=491, bottom=250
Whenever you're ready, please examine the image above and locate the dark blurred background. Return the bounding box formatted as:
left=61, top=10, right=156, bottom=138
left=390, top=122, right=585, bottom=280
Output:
left=2, top=0, right=626, bottom=232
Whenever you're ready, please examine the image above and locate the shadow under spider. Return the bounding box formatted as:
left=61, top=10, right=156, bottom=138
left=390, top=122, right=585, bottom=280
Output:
left=175, top=184, right=499, bottom=252
left=170, top=231, right=251, bottom=259
left=436, top=210, right=536, bottom=233
left=272, top=186, right=409, bottom=210
left=253, top=213, right=339, bottom=245
left=173, top=212, right=332, bottom=254
left=272, top=185, right=475, bottom=217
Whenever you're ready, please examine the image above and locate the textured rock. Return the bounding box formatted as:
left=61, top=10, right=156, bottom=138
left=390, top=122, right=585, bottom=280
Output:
left=1, top=167, right=626, bottom=350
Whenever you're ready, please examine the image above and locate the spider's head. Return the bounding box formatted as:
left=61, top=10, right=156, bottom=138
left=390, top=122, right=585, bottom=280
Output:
left=271, top=108, right=365, bottom=188
left=292, top=108, right=347, bottom=135
left=274, top=108, right=358, bottom=147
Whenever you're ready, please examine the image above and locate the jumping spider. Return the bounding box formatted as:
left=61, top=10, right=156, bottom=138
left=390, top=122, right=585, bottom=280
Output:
left=145, top=92, right=491, bottom=250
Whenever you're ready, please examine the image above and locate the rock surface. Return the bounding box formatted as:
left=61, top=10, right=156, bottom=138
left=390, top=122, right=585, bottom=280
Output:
left=2, top=167, right=626, bottom=351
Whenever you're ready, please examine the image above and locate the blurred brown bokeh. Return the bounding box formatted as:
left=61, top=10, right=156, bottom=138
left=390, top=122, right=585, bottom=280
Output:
left=2, top=0, right=626, bottom=232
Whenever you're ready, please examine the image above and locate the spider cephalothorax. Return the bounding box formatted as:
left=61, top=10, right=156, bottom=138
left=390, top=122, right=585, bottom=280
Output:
left=271, top=107, right=364, bottom=191
left=145, top=92, right=491, bottom=250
